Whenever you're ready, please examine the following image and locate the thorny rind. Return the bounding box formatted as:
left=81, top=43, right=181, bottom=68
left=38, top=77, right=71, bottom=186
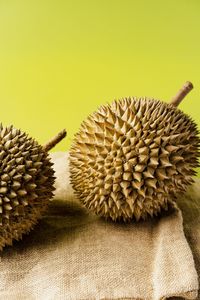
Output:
left=70, top=97, right=200, bottom=222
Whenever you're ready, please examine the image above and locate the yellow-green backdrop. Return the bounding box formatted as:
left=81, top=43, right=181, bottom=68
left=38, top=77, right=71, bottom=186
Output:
left=0, top=0, right=199, bottom=174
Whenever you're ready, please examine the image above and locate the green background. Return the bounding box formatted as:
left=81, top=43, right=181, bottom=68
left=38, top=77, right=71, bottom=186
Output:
left=0, top=1, right=199, bottom=173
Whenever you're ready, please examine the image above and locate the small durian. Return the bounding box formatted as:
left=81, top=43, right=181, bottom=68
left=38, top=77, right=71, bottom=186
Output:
left=70, top=82, right=200, bottom=222
left=0, top=127, right=66, bottom=250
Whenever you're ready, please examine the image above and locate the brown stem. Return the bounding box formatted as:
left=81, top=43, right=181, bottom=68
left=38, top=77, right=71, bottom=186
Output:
left=170, top=81, right=193, bottom=107
left=43, top=129, right=67, bottom=152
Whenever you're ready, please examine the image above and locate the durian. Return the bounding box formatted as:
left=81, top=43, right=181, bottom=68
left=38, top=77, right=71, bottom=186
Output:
left=0, top=127, right=66, bottom=250
left=70, top=82, right=200, bottom=222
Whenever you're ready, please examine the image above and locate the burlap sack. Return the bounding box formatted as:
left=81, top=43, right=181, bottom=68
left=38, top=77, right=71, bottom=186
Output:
left=0, top=152, right=198, bottom=300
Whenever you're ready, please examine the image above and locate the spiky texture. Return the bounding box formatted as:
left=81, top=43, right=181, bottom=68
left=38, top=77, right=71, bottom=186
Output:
left=0, top=125, right=55, bottom=250
left=70, top=97, right=200, bottom=222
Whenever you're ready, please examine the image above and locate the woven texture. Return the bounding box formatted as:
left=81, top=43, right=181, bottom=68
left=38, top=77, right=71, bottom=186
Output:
left=0, top=152, right=199, bottom=300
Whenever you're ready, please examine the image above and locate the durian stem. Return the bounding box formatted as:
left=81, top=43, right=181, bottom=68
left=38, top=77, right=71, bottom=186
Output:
left=43, top=129, right=67, bottom=152
left=170, top=81, right=193, bottom=107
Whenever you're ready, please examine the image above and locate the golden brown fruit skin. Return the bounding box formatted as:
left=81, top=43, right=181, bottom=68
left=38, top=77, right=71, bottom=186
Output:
left=70, top=97, right=200, bottom=222
left=0, top=125, right=55, bottom=250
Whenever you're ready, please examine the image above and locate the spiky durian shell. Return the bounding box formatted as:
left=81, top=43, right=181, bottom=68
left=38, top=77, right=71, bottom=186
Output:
left=70, top=97, right=200, bottom=222
left=0, top=124, right=55, bottom=250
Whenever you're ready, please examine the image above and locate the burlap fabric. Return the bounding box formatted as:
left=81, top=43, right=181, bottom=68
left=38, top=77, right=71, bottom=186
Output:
left=0, top=152, right=199, bottom=300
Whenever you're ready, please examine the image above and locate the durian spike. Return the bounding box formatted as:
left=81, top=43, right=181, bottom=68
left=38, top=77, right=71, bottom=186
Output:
left=43, top=129, right=67, bottom=152
left=170, top=81, right=193, bottom=107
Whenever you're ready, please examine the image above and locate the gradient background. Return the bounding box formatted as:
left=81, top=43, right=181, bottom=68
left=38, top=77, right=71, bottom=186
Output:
left=0, top=1, right=199, bottom=173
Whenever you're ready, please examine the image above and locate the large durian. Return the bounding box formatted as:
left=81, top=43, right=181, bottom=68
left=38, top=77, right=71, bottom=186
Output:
left=0, top=127, right=66, bottom=250
left=70, top=82, right=200, bottom=222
